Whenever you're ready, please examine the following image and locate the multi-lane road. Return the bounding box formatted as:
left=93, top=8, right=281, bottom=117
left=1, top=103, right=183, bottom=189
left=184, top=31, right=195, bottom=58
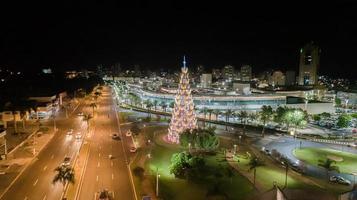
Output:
left=78, top=87, right=134, bottom=200
left=0, top=86, right=134, bottom=200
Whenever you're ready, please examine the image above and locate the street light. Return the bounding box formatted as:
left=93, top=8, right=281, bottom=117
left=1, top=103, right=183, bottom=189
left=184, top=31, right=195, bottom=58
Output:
left=233, top=144, right=237, bottom=155
left=156, top=168, right=160, bottom=197
left=239, top=135, right=242, bottom=144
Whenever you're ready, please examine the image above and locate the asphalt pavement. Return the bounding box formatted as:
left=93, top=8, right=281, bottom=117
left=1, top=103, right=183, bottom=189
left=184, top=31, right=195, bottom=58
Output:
left=77, top=87, right=134, bottom=200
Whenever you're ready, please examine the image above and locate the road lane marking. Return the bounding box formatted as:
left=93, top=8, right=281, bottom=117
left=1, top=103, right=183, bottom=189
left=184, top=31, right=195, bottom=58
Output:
left=96, top=175, right=99, bottom=181
left=97, top=162, right=100, bottom=167
left=43, top=165, right=47, bottom=171
left=24, top=197, right=28, bottom=200
left=113, top=192, right=115, bottom=198
left=112, top=173, right=114, bottom=180
left=33, top=178, right=38, bottom=186
left=42, top=195, right=47, bottom=200
left=51, top=154, right=54, bottom=159
left=99, top=153, right=101, bottom=157
left=111, top=161, right=113, bottom=167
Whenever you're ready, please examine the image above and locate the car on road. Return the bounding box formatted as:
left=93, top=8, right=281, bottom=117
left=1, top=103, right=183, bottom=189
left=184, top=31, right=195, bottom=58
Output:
left=62, top=156, right=71, bottom=166
left=264, top=149, right=271, bottom=155
left=126, top=130, right=132, bottom=137
left=77, top=112, right=84, bottom=116
left=97, top=189, right=112, bottom=200
left=130, top=147, right=137, bottom=153
left=75, top=133, right=82, bottom=139
left=330, top=175, right=351, bottom=185
left=111, top=133, right=121, bottom=140
left=67, top=129, right=73, bottom=135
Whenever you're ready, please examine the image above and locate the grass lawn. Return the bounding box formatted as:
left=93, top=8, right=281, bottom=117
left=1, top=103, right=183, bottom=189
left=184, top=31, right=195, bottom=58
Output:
left=233, top=155, right=311, bottom=190
left=144, top=130, right=254, bottom=200
left=293, top=147, right=357, bottom=174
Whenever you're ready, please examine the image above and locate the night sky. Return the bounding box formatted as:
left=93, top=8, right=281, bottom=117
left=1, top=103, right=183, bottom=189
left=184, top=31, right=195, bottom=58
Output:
left=1, top=1, right=357, bottom=78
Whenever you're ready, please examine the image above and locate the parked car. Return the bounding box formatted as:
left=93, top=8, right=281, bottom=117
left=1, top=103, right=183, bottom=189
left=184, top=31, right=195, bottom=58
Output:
left=330, top=176, right=351, bottom=185
left=75, top=133, right=82, bottom=139
left=62, top=156, right=71, bottom=166
left=67, top=129, right=73, bottom=135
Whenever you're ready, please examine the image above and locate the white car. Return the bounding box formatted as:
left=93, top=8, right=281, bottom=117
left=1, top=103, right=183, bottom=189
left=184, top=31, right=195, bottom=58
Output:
left=67, top=129, right=73, bottom=135
left=129, top=147, right=137, bottom=153
left=126, top=130, right=132, bottom=137
left=75, top=133, right=82, bottom=139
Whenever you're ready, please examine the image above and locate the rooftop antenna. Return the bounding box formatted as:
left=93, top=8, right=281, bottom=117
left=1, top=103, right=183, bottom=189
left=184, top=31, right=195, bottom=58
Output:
left=183, top=55, right=187, bottom=68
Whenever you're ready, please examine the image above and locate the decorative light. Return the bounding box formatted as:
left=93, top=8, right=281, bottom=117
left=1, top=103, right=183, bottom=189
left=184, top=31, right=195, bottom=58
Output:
left=167, top=57, right=197, bottom=143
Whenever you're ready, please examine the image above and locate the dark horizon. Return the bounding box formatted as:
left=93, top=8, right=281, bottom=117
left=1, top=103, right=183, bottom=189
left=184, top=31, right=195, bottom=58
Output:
left=1, top=1, right=357, bottom=79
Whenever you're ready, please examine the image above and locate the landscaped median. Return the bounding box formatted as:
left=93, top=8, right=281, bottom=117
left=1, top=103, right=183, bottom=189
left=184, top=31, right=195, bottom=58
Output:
left=130, top=125, right=255, bottom=200
left=63, top=140, right=91, bottom=199
left=293, top=147, right=357, bottom=174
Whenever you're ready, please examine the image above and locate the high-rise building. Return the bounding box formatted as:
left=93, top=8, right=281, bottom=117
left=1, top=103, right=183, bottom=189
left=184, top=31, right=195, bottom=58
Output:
left=241, top=65, right=252, bottom=82
left=200, top=73, right=212, bottom=88
left=298, top=42, right=321, bottom=85
left=285, top=70, right=296, bottom=86
left=223, top=65, right=234, bottom=81
left=212, top=68, right=222, bottom=79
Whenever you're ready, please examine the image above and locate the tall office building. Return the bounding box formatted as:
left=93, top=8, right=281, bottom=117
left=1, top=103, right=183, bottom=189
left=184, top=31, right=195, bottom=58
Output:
left=212, top=68, right=222, bottom=79
left=241, top=65, right=252, bottom=82
left=298, top=42, right=321, bottom=85
left=223, top=65, right=235, bottom=81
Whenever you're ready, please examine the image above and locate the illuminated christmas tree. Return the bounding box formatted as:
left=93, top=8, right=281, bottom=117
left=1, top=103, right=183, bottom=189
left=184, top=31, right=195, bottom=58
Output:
left=167, top=56, right=197, bottom=143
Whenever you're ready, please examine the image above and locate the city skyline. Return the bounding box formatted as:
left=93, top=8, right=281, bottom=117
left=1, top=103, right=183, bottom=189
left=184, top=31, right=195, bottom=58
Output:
left=0, top=1, right=356, bottom=78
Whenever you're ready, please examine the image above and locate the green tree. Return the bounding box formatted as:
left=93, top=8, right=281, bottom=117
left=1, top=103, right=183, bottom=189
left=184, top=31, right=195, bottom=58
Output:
left=159, top=101, right=167, bottom=112
left=259, top=105, right=273, bottom=137
left=131, top=123, right=141, bottom=135
left=169, top=101, right=175, bottom=110
left=335, top=97, right=342, bottom=107
left=237, top=111, right=248, bottom=135
left=247, top=156, right=264, bottom=187
left=153, top=100, right=158, bottom=111
left=213, top=110, right=221, bottom=121
left=224, top=109, right=233, bottom=131
left=169, top=151, right=205, bottom=179
left=337, top=114, right=352, bottom=128
left=318, top=158, right=340, bottom=181
left=179, top=128, right=219, bottom=152
left=144, top=99, right=153, bottom=118
left=53, top=165, right=75, bottom=187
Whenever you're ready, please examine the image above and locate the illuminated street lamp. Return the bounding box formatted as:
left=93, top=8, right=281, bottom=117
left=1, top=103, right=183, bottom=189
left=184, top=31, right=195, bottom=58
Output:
left=233, top=144, right=237, bottom=155
left=156, top=168, right=160, bottom=197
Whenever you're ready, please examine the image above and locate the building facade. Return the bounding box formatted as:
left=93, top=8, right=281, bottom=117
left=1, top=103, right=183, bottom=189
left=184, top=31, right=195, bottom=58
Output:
left=200, top=73, right=212, bottom=88
left=298, top=42, right=321, bottom=85
left=241, top=65, right=252, bottom=82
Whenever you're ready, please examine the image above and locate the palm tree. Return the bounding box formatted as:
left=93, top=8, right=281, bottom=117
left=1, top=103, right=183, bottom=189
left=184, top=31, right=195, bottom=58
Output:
left=144, top=99, right=153, bottom=118
left=169, top=101, right=175, bottom=110
left=82, top=114, right=93, bottom=132
left=237, top=111, right=248, bottom=135
left=259, top=105, right=273, bottom=137
left=207, top=109, right=213, bottom=127
left=200, top=107, right=208, bottom=128
left=160, top=101, right=167, bottom=112
left=318, top=158, right=340, bottom=181
left=53, top=165, right=75, bottom=189
left=153, top=100, right=158, bottom=111
left=248, top=113, right=256, bottom=125
left=248, top=156, right=264, bottom=187
left=224, top=109, right=233, bottom=131
left=213, top=110, right=221, bottom=121
left=89, top=102, right=97, bottom=116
